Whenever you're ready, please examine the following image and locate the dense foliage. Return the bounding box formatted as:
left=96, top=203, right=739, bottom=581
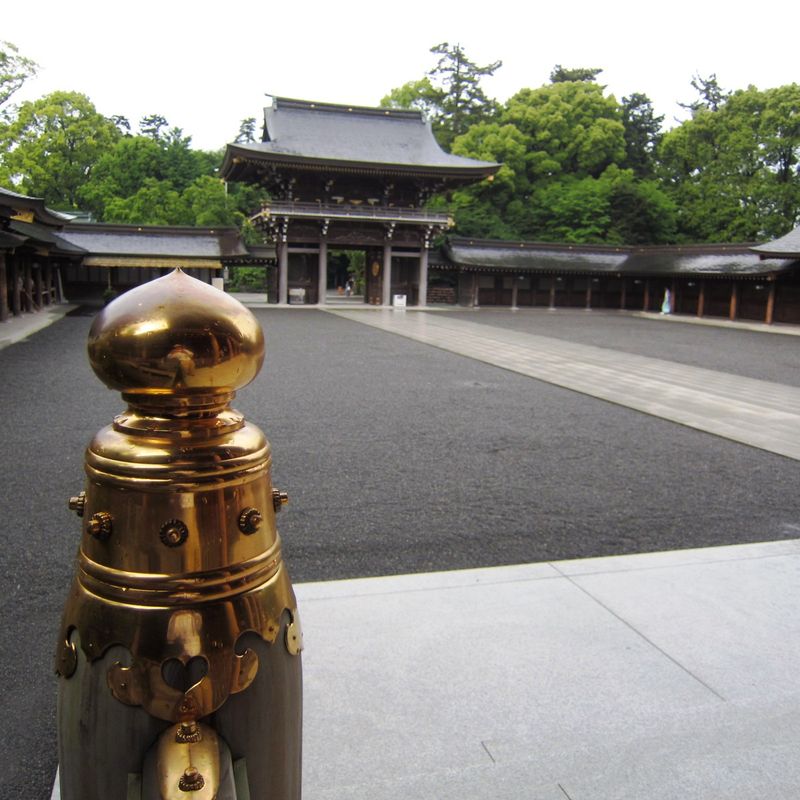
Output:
left=1, top=40, right=798, bottom=245
left=385, top=48, right=800, bottom=244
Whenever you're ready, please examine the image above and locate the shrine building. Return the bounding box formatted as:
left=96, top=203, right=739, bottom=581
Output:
left=220, top=96, right=499, bottom=305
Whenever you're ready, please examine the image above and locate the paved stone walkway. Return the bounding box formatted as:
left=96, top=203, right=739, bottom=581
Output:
left=326, top=309, right=800, bottom=461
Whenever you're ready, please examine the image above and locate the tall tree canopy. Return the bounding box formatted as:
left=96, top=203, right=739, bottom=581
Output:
left=77, top=121, right=234, bottom=226
left=450, top=76, right=676, bottom=244
left=0, top=91, right=119, bottom=207
left=234, top=117, right=257, bottom=143
left=381, top=42, right=501, bottom=148
left=660, top=84, right=800, bottom=241
left=550, top=65, right=602, bottom=83
left=620, top=93, right=664, bottom=178
left=678, top=73, right=730, bottom=114
left=0, top=41, right=37, bottom=115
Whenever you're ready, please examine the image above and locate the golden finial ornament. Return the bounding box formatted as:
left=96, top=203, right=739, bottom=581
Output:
left=55, top=270, right=302, bottom=800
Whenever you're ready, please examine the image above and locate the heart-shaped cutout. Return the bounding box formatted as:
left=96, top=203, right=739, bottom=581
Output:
left=161, top=656, right=209, bottom=693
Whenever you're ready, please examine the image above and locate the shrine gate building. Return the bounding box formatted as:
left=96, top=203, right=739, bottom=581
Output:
left=220, top=96, right=499, bottom=306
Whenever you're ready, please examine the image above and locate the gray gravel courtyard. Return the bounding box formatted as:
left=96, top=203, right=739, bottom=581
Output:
left=1, top=307, right=798, bottom=799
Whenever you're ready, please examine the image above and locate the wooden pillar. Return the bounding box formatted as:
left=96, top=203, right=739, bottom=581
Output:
left=382, top=242, right=392, bottom=306
left=620, top=279, right=626, bottom=310
left=23, top=260, right=33, bottom=312
left=585, top=283, right=592, bottom=310
left=697, top=281, right=705, bottom=317
left=10, top=257, right=20, bottom=316
left=317, top=239, right=327, bottom=306
left=0, top=254, right=8, bottom=322
left=548, top=277, right=556, bottom=310
left=765, top=281, right=776, bottom=325
left=643, top=280, right=650, bottom=312
left=418, top=247, right=428, bottom=307
left=729, top=283, right=739, bottom=321
left=34, top=263, right=43, bottom=309
left=43, top=262, right=53, bottom=306
left=55, top=265, right=65, bottom=303
left=277, top=241, right=288, bottom=305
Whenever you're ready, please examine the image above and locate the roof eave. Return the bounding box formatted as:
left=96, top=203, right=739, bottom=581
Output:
left=221, top=144, right=499, bottom=182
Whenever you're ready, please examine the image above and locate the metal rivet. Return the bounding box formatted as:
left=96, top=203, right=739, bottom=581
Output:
left=179, top=767, right=205, bottom=792
left=176, top=721, right=202, bottom=743
left=160, top=519, right=188, bottom=548
left=68, top=491, right=86, bottom=517
left=272, top=488, right=289, bottom=513
left=238, top=507, right=262, bottom=534
left=87, top=511, right=113, bottom=540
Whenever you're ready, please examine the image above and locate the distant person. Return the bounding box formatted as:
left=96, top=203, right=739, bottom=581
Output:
left=661, top=288, right=672, bottom=315
left=345, top=279, right=352, bottom=297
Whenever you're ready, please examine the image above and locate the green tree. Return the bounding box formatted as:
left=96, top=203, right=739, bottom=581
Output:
left=0, top=41, right=37, bottom=115
left=234, top=117, right=257, bottom=143
left=620, top=93, right=663, bottom=178
left=78, top=136, right=164, bottom=216
left=550, top=65, right=602, bottom=83
left=502, top=81, right=626, bottom=179
left=381, top=42, right=501, bottom=148
left=78, top=118, right=225, bottom=220
left=521, top=168, right=676, bottom=244
left=679, top=73, right=729, bottom=114
left=98, top=166, right=241, bottom=228
left=660, top=84, right=800, bottom=241
left=0, top=91, right=119, bottom=207
left=181, top=175, right=241, bottom=227
left=111, top=114, right=131, bottom=135
left=450, top=78, right=676, bottom=244
left=427, top=42, right=502, bottom=147
left=380, top=78, right=441, bottom=119
left=139, top=113, right=169, bottom=140
left=104, top=177, right=186, bottom=225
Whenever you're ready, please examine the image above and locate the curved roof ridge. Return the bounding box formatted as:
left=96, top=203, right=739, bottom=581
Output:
left=268, top=95, right=423, bottom=121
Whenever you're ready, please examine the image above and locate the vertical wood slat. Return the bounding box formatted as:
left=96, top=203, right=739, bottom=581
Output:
left=765, top=282, right=776, bottom=325
left=729, top=283, right=739, bottom=321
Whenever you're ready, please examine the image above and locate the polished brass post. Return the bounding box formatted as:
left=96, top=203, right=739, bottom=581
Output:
left=55, top=270, right=302, bottom=800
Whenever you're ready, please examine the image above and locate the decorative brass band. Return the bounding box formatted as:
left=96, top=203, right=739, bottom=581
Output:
left=57, top=562, right=301, bottom=721
left=112, top=406, right=245, bottom=438
left=120, top=388, right=237, bottom=418
left=77, top=538, right=283, bottom=606
left=85, top=430, right=271, bottom=490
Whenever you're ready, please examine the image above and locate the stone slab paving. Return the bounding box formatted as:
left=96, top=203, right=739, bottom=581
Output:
left=326, top=309, right=800, bottom=461
left=297, top=539, right=800, bottom=800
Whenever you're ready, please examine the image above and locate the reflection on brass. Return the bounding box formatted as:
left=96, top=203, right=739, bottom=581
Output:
left=286, top=611, right=303, bottom=656
left=68, top=491, right=86, bottom=517
left=179, top=767, right=205, bottom=792
left=87, top=269, right=264, bottom=397
left=273, top=488, right=289, bottom=512
left=157, top=722, right=219, bottom=799
left=238, top=507, right=262, bottom=534
left=86, top=511, right=113, bottom=540
left=160, top=519, right=189, bottom=548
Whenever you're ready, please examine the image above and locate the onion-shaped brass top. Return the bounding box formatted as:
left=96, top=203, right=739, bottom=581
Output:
left=88, top=270, right=264, bottom=396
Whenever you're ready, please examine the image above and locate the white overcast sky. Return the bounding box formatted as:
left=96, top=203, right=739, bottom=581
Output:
left=4, top=0, right=798, bottom=152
